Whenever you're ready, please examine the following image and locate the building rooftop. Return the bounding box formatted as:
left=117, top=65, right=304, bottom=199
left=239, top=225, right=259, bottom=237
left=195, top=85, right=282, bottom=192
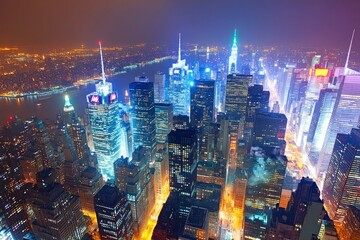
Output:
left=185, top=206, right=208, bottom=229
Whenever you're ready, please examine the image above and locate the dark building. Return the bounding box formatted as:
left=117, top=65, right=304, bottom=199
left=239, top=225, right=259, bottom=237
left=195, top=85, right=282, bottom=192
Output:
left=168, top=129, right=198, bottom=219
left=252, top=111, right=287, bottom=154
left=267, top=178, right=329, bottom=240
left=190, top=80, right=215, bottom=128
left=129, top=80, right=156, bottom=162
left=94, top=184, right=133, bottom=240
left=181, top=206, right=209, bottom=240
left=173, top=115, right=190, bottom=130
left=246, top=84, right=270, bottom=121
left=30, top=168, right=88, bottom=240
left=245, top=84, right=270, bottom=143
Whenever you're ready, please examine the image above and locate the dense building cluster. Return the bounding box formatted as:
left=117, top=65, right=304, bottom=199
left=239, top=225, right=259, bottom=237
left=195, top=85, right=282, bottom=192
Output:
left=0, top=30, right=359, bottom=240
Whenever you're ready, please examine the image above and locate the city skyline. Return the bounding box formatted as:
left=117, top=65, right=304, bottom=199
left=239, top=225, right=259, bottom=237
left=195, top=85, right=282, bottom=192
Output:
left=1, top=3, right=360, bottom=239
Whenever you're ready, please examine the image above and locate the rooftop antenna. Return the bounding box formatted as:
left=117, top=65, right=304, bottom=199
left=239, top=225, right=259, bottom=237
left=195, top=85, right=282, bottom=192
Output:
left=178, top=33, right=181, bottom=62
left=99, top=41, right=106, bottom=84
left=345, top=29, right=355, bottom=75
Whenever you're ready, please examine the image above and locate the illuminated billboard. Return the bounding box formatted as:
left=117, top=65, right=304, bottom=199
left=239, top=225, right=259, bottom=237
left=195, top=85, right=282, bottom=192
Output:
left=88, top=94, right=101, bottom=105
left=109, top=92, right=118, bottom=103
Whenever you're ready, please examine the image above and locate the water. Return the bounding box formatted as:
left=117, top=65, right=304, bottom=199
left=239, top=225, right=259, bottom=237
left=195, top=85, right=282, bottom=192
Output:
left=0, top=60, right=173, bottom=125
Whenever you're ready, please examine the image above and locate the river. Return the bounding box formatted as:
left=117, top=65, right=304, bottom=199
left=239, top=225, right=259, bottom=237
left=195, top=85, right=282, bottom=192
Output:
left=0, top=59, right=174, bottom=125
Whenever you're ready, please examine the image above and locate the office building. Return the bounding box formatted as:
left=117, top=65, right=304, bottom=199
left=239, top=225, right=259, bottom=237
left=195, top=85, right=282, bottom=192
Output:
left=322, top=128, right=360, bottom=225
left=78, top=167, right=104, bottom=213
left=336, top=205, right=360, bottom=240
left=168, top=129, right=198, bottom=218
left=30, top=168, right=88, bottom=240
left=154, top=71, right=166, bottom=103
left=86, top=42, right=121, bottom=179
left=113, top=147, right=154, bottom=234
left=306, top=88, right=338, bottom=166
left=62, top=94, right=90, bottom=169
left=252, top=111, right=287, bottom=153
left=94, top=184, right=133, bottom=240
left=190, top=80, right=215, bottom=128
left=129, top=79, right=156, bottom=162
left=155, top=103, right=173, bottom=146
left=225, top=74, right=253, bottom=122
left=318, top=68, right=360, bottom=179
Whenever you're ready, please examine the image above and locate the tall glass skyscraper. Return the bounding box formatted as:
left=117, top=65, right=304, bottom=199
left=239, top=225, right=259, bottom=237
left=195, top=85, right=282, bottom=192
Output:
left=129, top=78, right=156, bottom=162
left=322, top=128, right=360, bottom=225
left=86, top=42, right=121, bottom=179
left=168, top=34, right=193, bottom=116
left=318, top=68, right=360, bottom=179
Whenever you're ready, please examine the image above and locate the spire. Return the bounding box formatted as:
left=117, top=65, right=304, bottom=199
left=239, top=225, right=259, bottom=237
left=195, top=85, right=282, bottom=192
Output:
left=178, top=33, right=181, bottom=62
left=345, top=29, right=355, bottom=74
left=64, top=94, right=71, bottom=107
left=233, top=29, right=237, bottom=46
left=64, top=94, right=74, bottom=112
left=99, top=41, right=106, bottom=84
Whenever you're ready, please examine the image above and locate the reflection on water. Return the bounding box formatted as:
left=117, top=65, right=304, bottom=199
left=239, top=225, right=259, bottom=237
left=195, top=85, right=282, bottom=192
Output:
left=0, top=60, right=173, bottom=125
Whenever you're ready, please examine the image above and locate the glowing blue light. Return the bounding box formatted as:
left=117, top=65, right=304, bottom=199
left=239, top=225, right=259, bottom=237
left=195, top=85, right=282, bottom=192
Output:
left=190, top=81, right=194, bottom=87
left=205, top=67, right=210, bottom=73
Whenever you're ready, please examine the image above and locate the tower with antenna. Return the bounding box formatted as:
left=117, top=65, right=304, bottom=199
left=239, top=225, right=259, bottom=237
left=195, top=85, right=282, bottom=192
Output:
left=86, top=41, right=122, bottom=180
left=168, top=33, right=192, bottom=116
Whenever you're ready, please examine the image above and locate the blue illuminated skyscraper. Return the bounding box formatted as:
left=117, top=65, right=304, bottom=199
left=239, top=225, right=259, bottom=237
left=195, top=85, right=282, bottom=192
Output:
left=168, top=34, right=194, bottom=116
left=86, top=42, right=121, bottom=179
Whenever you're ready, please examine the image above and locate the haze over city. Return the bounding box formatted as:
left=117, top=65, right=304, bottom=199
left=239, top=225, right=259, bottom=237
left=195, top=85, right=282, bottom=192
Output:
left=1, top=0, right=360, bottom=49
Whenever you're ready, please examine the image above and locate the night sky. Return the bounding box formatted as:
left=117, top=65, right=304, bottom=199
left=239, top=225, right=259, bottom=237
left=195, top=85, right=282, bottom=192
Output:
left=1, top=0, right=360, bottom=49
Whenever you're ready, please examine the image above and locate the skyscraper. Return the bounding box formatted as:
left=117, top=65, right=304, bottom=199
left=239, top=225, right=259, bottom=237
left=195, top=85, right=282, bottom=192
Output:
left=94, top=184, right=133, bottom=240
left=190, top=80, right=215, bottom=128
left=63, top=94, right=90, bottom=167
left=154, top=71, right=166, bottom=103
left=86, top=42, right=121, bottom=179
left=322, top=128, right=360, bottom=225
left=252, top=111, right=287, bottom=153
left=168, top=34, right=193, bottom=116
left=228, top=29, right=238, bottom=74
left=129, top=79, right=156, bottom=162
left=155, top=103, right=173, bottom=146
left=318, top=68, right=360, bottom=179
left=30, top=168, right=88, bottom=240
left=168, top=129, right=198, bottom=218
left=113, top=147, right=154, bottom=234
left=225, top=74, right=253, bottom=141
left=306, top=88, right=338, bottom=166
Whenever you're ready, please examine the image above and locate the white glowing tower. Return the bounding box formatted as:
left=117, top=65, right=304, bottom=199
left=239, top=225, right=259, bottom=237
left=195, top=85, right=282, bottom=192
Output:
left=86, top=41, right=121, bottom=180
left=228, top=29, right=238, bottom=74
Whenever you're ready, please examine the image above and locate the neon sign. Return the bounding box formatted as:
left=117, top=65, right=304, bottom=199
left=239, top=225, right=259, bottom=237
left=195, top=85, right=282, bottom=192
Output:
left=88, top=94, right=101, bottom=105
left=109, top=92, right=117, bottom=103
